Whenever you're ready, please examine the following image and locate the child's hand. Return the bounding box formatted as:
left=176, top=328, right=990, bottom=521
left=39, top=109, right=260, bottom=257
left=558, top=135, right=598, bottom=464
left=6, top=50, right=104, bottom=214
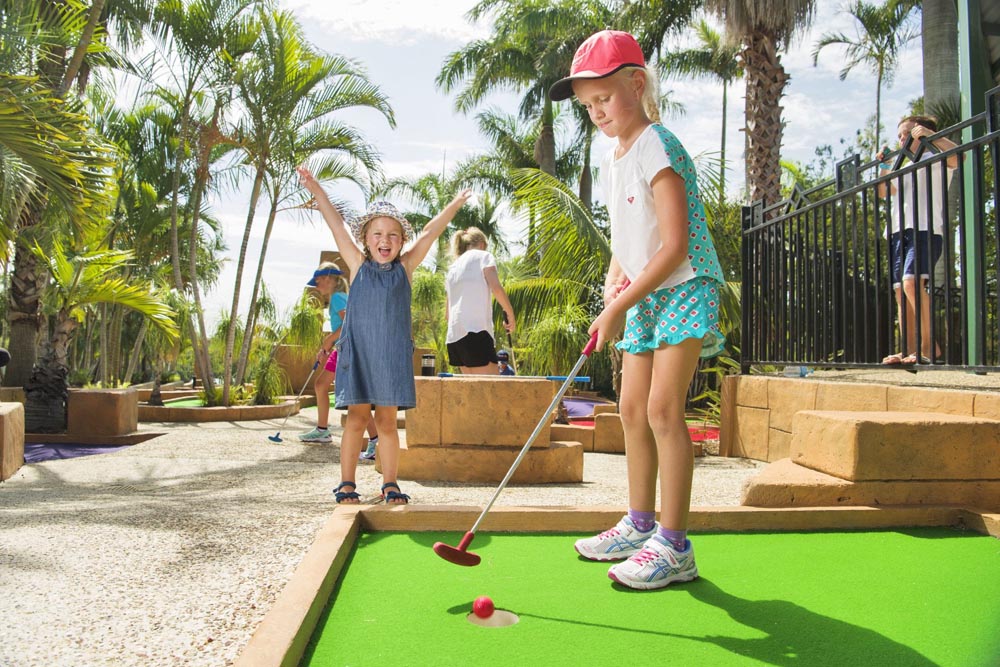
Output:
left=602, top=281, right=626, bottom=307
left=454, top=189, right=474, bottom=206
left=910, top=125, right=932, bottom=142
left=587, top=305, right=625, bottom=352
left=297, top=165, right=320, bottom=193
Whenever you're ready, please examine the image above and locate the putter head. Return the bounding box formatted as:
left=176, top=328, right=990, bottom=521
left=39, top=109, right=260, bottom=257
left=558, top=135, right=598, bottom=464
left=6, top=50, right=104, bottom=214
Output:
left=433, top=541, right=480, bottom=566
left=267, top=434, right=283, bottom=443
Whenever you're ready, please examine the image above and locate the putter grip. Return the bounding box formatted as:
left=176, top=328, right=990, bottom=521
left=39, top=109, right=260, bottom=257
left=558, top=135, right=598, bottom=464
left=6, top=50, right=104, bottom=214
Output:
left=582, top=331, right=599, bottom=357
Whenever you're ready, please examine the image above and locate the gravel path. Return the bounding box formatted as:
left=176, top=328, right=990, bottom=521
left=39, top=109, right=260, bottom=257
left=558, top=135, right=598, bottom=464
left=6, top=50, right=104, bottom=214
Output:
left=0, top=409, right=764, bottom=667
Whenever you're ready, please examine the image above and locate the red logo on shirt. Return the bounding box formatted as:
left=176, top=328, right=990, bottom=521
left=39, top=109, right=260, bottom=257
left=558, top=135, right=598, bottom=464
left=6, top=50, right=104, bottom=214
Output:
left=627, top=196, right=634, bottom=204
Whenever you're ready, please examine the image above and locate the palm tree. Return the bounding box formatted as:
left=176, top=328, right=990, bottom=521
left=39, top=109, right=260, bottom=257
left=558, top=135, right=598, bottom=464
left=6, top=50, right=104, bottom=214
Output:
left=1, top=0, right=159, bottom=386
left=150, top=0, right=259, bottom=401
left=890, top=0, right=959, bottom=133
left=25, top=236, right=178, bottom=432
left=812, top=1, right=917, bottom=153
left=660, top=18, right=742, bottom=198
left=437, top=0, right=614, bottom=179
left=705, top=0, right=816, bottom=209
left=225, top=7, right=393, bottom=398
left=0, top=75, right=115, bottom=385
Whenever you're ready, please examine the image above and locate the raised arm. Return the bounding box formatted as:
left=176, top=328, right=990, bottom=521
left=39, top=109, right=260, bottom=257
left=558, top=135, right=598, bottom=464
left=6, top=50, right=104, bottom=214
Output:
left=297, top=166, right=365, bottom=274
left=402, top=189, right=473, bottom=276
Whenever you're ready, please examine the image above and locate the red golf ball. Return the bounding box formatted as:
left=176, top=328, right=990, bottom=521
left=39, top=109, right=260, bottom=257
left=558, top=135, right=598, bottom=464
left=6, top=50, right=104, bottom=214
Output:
left=472, top=596, right=495, bottom=618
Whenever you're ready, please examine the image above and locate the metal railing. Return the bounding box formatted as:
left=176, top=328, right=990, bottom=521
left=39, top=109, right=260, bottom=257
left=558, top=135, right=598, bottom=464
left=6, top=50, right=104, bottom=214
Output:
left=741, top=86, right=1000, bottom=373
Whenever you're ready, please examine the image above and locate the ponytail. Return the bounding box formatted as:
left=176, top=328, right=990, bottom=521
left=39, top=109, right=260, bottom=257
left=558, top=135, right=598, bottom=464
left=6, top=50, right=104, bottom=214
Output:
left=450, top=226, right=488, bottom=257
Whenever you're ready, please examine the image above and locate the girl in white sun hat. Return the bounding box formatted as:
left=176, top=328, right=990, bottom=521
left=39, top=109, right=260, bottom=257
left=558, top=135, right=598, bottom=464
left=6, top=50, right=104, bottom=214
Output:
left=550, top=29, right=725, bottom=590
left=297, top=166, right=472, bottom=504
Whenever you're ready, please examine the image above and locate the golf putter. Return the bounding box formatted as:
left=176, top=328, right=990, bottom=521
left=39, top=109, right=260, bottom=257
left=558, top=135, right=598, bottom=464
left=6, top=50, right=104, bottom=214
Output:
left=268, top=360, right=320, bottom=443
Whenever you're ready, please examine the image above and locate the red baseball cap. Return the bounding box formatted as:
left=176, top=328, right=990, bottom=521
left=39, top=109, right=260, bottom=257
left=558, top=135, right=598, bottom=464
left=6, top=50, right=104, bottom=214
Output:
left=549, top=30, right=646, bottom=101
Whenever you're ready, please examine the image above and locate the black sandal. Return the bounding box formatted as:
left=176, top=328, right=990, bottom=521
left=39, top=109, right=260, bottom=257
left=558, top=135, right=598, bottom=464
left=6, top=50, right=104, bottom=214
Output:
left=334, top=481, right=360, bottom=504
left=381, top=482, right=410, bottom=505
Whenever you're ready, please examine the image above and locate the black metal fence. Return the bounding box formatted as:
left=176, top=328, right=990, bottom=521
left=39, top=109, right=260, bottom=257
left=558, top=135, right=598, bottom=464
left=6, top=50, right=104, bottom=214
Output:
left=741, top=86, right=1000, bottom=373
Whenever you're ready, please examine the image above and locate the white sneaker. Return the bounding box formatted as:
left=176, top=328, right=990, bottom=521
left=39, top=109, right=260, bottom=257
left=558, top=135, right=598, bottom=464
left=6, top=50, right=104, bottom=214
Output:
left=574, top=515, right=657, bottom=562
left=607, top=536, right=699, bottom=590
left=299, top=427, right=332, bottom=443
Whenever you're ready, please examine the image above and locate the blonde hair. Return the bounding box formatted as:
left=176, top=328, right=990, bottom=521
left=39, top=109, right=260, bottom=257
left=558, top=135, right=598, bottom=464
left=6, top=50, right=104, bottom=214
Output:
left=316, top=261, right=347, bottom=291
left=616, top=66, right=661, bottom=124
left=450, top=226, right=488, bottom=257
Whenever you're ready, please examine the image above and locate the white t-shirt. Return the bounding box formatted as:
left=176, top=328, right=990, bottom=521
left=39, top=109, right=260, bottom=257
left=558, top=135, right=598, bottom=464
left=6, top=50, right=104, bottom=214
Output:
left=886, top=151, right=955, bottom=236
left=602, top=124, right=695, bottom=291
left=445, top=248, right=496, bottom=344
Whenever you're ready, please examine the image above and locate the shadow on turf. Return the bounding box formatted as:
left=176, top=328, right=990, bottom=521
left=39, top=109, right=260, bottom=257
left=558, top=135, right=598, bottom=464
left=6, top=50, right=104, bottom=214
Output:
left=508, top=577, right=938, bottom=665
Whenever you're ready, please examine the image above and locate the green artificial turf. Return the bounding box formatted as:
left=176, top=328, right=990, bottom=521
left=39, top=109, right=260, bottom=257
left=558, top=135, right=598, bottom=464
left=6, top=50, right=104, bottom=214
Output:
left=301, top=528, right=1000, bottom=667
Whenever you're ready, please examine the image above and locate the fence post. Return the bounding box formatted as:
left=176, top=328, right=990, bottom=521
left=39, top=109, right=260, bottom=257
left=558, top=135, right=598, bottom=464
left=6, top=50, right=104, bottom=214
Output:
left=740, top=201, right=763, bottom=374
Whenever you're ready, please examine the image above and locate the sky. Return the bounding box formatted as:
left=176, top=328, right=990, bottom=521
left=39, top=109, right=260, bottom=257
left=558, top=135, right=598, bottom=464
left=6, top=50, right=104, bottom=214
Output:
left=201, top=0, right=925, bottom=329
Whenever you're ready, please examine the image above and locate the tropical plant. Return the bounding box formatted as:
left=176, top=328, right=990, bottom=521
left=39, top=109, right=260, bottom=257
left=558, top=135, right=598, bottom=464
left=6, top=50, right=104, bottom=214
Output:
left=150, top=0, right=260, bottom=402
left=25, top=236, right=178, bottom=432
left=659, top=18, right=742, bottom=197
left=230, top=8, right=394, bottom=390
left=812, top=0, right=917, bottom=153
left=704, top=0, right=817, bottom=208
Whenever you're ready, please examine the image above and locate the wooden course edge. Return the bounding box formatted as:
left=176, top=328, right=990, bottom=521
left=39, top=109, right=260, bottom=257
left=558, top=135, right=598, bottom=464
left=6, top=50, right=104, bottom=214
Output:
left=234, top=504, right=998, bottom=667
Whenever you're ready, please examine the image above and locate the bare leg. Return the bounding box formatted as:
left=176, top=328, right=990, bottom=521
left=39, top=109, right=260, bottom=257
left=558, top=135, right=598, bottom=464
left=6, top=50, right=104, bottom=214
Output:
left=619, top=351, right=657, bottom=513
left=339, top=405, right=369, bottom=500
left=313, top=368, right=334, bottom=428
left=649, top=338, right=702, bottom=530
left=372, top=405, right=406, bottom=503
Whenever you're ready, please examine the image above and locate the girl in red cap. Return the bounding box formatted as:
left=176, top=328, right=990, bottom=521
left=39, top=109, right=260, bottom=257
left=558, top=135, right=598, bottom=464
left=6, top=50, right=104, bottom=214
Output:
left=551, top=30, right=726, bottom=589
left=297, top=166, right=472, bottom=504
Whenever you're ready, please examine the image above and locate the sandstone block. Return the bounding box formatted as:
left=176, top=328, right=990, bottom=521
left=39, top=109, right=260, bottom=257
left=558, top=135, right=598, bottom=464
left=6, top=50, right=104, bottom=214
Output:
left=887, top=386, right=975, bottom=416
left=974, top=392, right=1000, bottom=421
left=405, top=377, right=442, bottom=446
left=395, top=440, right=583, bottom=484
left=593, top=413, right=625, bottom=454
left=743, top=458, right=1000, bottom=510
left=792, top=410, right=1000, bottom=481
left=737, top=375, right=769, bottom=409
left=816, top=381, right=887, bottom=412
left=767, top=378, right=817, bottom=432
left=0, top=402, right=25, bottom=481
left=67, top=388, right=138, bottom=437
left=551, top=423, right=593, bottom=451
left=733, top=406, right=769, bottom=461
left=439, top=377, right=553, bottom=447
left=768, top=428, right=791, bottom=461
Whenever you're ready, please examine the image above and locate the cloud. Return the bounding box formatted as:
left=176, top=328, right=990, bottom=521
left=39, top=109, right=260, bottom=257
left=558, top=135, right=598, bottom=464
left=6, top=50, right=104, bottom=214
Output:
left=283, top=0, right=488, bottom=45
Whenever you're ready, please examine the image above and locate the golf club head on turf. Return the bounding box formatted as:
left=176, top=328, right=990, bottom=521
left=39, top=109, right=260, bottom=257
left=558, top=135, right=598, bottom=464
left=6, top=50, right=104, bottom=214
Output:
left=433, top=531, right=480, bottom=566
left=267, top=434, right=283, bottom=443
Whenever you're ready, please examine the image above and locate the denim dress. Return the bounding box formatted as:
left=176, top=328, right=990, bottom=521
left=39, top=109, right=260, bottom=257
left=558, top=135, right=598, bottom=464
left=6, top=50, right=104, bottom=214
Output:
left=334, top=260, right=416, bottom=410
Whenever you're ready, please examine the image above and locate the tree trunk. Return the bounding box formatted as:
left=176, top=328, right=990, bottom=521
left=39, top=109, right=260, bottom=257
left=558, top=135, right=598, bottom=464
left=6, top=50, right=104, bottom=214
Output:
left=5, top=227, right=46, bottom=387
left=720, top=79, right=728, bottom=199
left=235, top=192, right=282, bottom=386
left=122, top=318, right=148, bottom=386
left=534, top=99, right=557, bottom=176
left=578, top=129, right=593, bottom=211
left=921, top=0, right=959, bottom=126
left=741, top=31, right=788, bottom=210
left=186, top=153, right=217, bottom=403
left=875, top=70, right=883, bottom=154
left=58, top=0, right=108, bottom=96
left=23, top=311, right=76, bottom=433
left=98, top=303, right=109, bottom=386
left=222, top=163, right=267, bottom=404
